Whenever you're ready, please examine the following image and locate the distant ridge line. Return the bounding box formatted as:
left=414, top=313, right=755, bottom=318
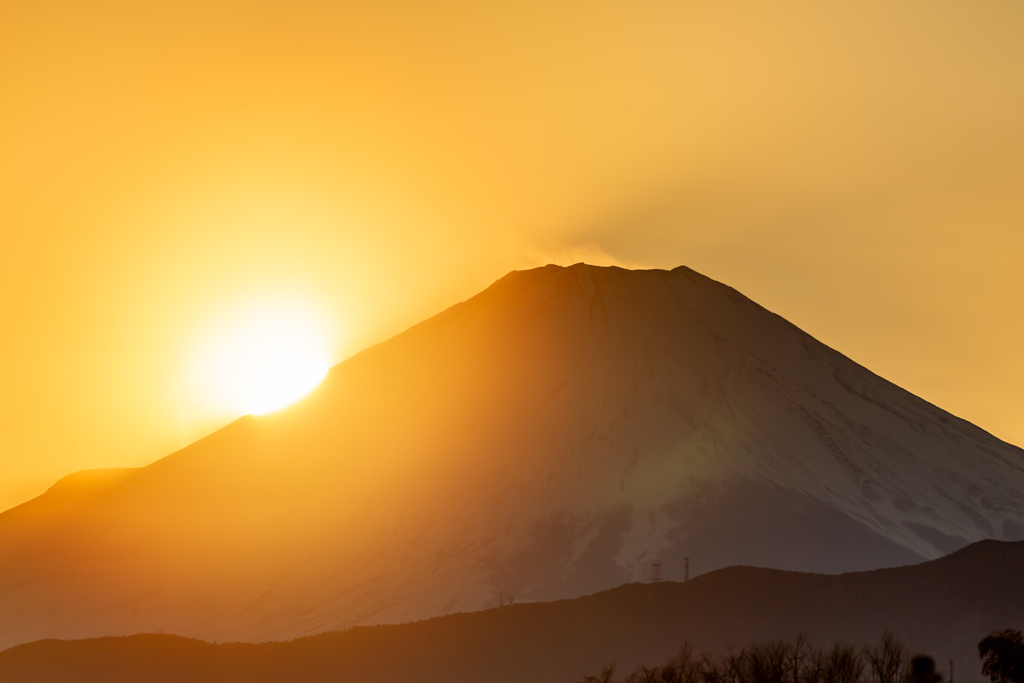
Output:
left=2, top=539, right=1023, bottom=683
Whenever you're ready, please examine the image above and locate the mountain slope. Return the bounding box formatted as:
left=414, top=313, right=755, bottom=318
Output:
left=1, top=264, right=1022, bottom=649
left=3, top=540, right=1024, bottom=683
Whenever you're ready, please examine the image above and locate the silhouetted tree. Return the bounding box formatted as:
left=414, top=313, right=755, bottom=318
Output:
left=905, top=656, right=941, bottom=683
left=824, top=643, right=864, bottom=683
left=581, top=665, right=617, bottom=683
left=803, top=645, right=829, bottom=683
left=657, top=643, right=701, bottom=683
left=699, top=653, right=726, bottom=683
left=746, top=641, right=791, bottom=683
left=790, top=634, right=811, bottom=683
left=724, top=649, right=746, bottom=683
left=577, top=634, right=911, bottom=683
left=979, top=630, right=1024, bottom=683
left=866, top=631, right=908, bottom=683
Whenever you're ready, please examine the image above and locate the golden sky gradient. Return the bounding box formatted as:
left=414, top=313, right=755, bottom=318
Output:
left=2, top=0, right=1023, bottom=512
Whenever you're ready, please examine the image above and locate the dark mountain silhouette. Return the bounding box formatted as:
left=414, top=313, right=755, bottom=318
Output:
left=1, top=264, right=1023, bottom=649
left=2, top=539, right=1023, bottom=683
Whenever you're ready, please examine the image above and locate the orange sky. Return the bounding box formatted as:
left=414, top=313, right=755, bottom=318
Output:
left=2, top=0, right=1023, bottom=512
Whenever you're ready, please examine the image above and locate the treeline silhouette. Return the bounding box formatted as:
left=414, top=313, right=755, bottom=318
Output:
left=1, top=554, right=1022, bottom=683
left=979, top=630, right=1024, bottom=683
left=576, top=631, right=1014, bottom=683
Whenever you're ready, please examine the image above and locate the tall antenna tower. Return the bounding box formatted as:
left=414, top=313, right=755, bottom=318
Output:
left=684, top=557, right=690, bottom=582
left=651, top=561, right=662, bottom=583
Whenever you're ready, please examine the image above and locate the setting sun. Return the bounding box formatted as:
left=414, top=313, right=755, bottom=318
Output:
left=188, top=301, right=335, bottom=417
left=246, top=350, right=328, bottom=415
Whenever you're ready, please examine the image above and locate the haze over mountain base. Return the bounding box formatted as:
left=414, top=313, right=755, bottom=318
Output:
left=1, top=264, right=1022, bottom=650
left=2, top=540, right=1022, bottom=683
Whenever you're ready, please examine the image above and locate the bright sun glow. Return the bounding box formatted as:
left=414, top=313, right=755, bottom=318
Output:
left=246, top=350, right=328, bottom=415
left=189, top=301, right=334, bottom=416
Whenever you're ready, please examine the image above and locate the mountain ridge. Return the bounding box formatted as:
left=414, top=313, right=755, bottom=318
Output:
left=1, top=263, right=1022, bottom=649
left=3, top=538, right=1023, bottom=683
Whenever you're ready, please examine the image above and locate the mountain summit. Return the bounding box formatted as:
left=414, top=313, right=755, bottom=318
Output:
left=2, top=264, right=1023, bottom=648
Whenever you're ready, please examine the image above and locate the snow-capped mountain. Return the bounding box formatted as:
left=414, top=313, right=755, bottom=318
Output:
left=1, top=264, right=1022, bottom=649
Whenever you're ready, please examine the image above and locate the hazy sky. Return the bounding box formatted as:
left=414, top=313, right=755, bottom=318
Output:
left=2, top=0, right=1023, bottom=511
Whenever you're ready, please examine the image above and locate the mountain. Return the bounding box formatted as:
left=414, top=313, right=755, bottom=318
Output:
left=3, top=539, right=1023, bottom=683
left=1, top=264, right=1023, bottom=650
